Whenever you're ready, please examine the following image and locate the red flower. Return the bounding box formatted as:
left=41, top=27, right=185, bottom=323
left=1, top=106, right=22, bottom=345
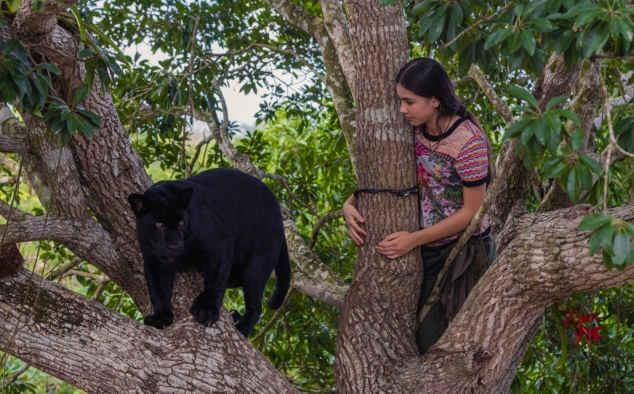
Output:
left=557, top=305, right=602, bottom=346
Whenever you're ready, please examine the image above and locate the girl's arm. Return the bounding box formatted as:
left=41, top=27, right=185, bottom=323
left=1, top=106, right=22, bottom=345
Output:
left=375, top=184, right=486, bottom=259
left=343, top=194, right=367, bottom=245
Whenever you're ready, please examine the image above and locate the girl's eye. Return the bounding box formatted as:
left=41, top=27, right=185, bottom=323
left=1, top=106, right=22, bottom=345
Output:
left=178, top=221, right=185, bottom=226
left=155, top=222, right=163, bottom=228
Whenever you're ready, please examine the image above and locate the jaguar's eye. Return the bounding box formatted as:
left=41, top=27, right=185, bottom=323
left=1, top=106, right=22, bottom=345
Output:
left=155, top=222, right=163, bottom=227
left=178, top=221, right=185, bottom=226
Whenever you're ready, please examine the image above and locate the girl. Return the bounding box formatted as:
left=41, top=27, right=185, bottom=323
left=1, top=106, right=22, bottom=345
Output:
left=343, top=57, right=497, bottom=355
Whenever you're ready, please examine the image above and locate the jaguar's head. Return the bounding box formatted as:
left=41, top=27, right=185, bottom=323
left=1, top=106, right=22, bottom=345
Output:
left=128, top=186, right=193, bottom=264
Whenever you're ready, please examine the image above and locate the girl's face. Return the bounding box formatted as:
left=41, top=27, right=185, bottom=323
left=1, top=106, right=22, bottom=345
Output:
left=396, top=84, right=438, bottom=127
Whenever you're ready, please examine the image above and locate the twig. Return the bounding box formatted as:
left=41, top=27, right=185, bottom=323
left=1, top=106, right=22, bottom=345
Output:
left=309, top=209, right=343, bottom=249
left=442, top=3, right=514, bottom=48
left=0, top=363, right=30, bottom=392
left=591, top=55, right=634, bottom=60
left=253, top=43, right=327, bottom=87
left=46, top=257, right=82, bottom=281
left=468, top=64, right=514, bottom=124
left=187, top=135, right=214, bottom=177
left=600, top=73, right=634, bottom=159
left=65, top=269, right=109, bottom=282
left=0, top=199, right=33, bottom=222
left=184, top=15, right=200, bottom=178
left=261, top=173, right=317, bottom=216
left=91, top=279, right=110, bottom=301
left=253, top=289, right=294, bottom=346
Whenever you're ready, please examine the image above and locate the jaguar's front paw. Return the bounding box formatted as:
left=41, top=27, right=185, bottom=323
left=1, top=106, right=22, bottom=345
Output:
left=189, top=295, right=219, bottom=327
left=144, top=310, right=174, bottom=329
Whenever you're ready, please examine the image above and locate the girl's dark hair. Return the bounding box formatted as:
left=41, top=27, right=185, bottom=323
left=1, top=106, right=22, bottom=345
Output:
left=395, top=57, right=495, bottom=186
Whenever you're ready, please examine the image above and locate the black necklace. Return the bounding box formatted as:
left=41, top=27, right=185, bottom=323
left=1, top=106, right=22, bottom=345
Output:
left=421, top=119, right=451, bottom=162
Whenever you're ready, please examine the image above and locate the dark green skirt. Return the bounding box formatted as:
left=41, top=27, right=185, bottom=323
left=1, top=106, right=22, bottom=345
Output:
left=416, top=235, right=497, bottom=355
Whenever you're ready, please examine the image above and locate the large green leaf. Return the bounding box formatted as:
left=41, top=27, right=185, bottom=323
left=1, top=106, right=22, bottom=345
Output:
left=508, top=86, right=539, bottom=109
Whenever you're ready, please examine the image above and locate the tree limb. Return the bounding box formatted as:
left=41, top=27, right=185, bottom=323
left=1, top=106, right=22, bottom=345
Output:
left=319, top=0, right=356, bottom=94
left=393, top=203, right=634, bottom=393
left=310, top=209, right=343, bottom=249
left=0, top=269, right=298, bottom=393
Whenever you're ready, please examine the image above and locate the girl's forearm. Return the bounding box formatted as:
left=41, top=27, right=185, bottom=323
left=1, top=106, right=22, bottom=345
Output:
left=411, top=207, right=476, bottom=246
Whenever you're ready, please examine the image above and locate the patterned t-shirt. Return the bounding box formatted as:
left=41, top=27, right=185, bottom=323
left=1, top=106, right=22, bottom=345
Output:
left=415, top=117, right=491, bottom=248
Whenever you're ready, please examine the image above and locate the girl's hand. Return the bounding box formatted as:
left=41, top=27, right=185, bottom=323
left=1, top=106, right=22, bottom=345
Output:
left=376, top=232, right=417, bottom=259
left=343, top=200, right=367, bottom=245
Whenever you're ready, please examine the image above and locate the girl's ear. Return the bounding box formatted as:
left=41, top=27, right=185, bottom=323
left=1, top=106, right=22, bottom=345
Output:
left=432, top=96, right=439, bottom=108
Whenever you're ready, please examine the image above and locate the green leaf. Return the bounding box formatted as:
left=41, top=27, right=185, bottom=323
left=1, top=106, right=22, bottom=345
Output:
left=520, top=29, right=536, bottom=56
left=69, top=6, right=87, bottom=45
left=508, top=86, right=539, bottom=109
left=603, top=225, right=615, bottom=255
left=603, top=249, right=614, bottom=270
left=450, top=2, right=463, bottom=27
left=577, top=161, right=593, bottom=191
left=544, top=111, right=562, bottom=136
left=546, top=95, right=568, bottom=110
left=566, top=165, right=580, bottom=201
left=529, top=18, right=553, bottom=31
left=571, top=129, right=586, bottom=151
left=33, top=63, right=61, bottom=74
left=554, top=30, right=575, bottom=54
left=59, top=130, right=72, bottom=145
left=78, top=109, right=101, bottom=128
left=578, top=154, right=602, bottom=175
left=612, top=230, right=631, bottom=267
left=547, top=127, right=560, bottom=154
left=484, top=28, right=512, bottom=50
left=580, top=214, right=614, bottom=231
left=502, top=119, right=528, bottom=140
left=507, top=31, right=522, bottom=53
left=418, top=12, right=435, bottom=36
left=41, top=108, right=60, bottom=124
left=551, top=108, right=581, bottom=125
left=589, top=223, right=613, bottom=255
left=534, top=117, right=546, bottom=145
left=428, top=5, right=448, bottom=42
left=67, top=114, right=79, bottom=134
left=78, top=47, right=96, bottom=59
left=616, top=18, right=633, bottom=42
left=521, top=121, right=537, bottom=144
left=73, top=84, right=89, bottom=105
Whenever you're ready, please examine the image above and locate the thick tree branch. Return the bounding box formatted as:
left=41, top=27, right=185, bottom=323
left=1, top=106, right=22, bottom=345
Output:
left=392, top=203, right=634, bottom=393
left=0, top=269, right=298, bottom=393
left=320, top=0, right=356, bottom=94
left=263, top=0, right=324, bottom=39
left=15, top=0, right=80, bottom=41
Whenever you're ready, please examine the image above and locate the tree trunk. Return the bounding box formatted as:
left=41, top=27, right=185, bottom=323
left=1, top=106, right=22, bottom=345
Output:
left=333, top=1, right=420, bottom=392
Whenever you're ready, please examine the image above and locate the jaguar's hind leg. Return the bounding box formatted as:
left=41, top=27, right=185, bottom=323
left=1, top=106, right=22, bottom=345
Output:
left=234, top=279, right=265, bottom=337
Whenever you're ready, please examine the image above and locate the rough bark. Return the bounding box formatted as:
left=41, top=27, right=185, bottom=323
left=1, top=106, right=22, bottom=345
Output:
left=387, top=203, right=634, bottom=393
left=0, top=269, right=297, bottom=394
left=333, top=1, right=420, bottom=393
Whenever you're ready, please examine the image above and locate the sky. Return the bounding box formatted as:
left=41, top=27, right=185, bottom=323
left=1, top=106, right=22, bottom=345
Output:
left=124, top=43, right=263, bottom=134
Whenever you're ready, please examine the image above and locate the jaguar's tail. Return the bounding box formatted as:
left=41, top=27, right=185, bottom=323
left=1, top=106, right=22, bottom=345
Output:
left=267, top=239, right=291, bottom=310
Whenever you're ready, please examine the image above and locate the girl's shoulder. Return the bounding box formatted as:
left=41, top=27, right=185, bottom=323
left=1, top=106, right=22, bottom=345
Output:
left=442, top=118, right=485, bottom=153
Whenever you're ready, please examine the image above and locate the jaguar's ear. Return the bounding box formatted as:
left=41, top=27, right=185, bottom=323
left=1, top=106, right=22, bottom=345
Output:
left=178, top=187, right=193, bottom=209
left=128, top=194, right=145, bottom=216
